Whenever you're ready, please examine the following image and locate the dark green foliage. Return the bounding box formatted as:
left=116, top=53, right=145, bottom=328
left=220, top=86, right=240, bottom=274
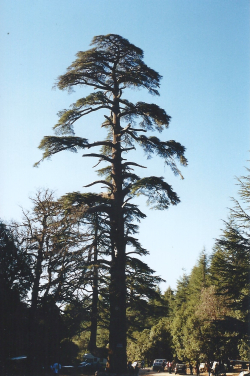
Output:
left=131, top=176, right=180, bottom=209
left=127, top=318, right=173, bottom=365
left=63, top=300, right=92, bottom=339
left=208, top=175, right=250, bottom=359
left=0, top=222, right=31, bottom=369
left=56, top=34, right=162, bottom=95
left=35, top=299, right=67, bottom=367
left=59, top=339, right=79, bottom=364
left=126, top=258, right=165, bottom=332
left=0, top=221, right=31, bottom=298
left=211, top=220, right=250, bottom=314
left=169, top=172, right=250, bottom=362
left=188, top=251, right=209, bottom=299
left=34, top=136, right=89, bottom=166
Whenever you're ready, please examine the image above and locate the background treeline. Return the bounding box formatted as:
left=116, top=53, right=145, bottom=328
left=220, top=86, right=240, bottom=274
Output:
left=1, top=172, right=249, bottom=370
left=127, top=172, right=250, bottom=364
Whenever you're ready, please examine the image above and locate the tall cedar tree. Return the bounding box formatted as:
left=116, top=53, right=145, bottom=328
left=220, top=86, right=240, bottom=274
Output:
left=36, top=34, right=187, bottom=373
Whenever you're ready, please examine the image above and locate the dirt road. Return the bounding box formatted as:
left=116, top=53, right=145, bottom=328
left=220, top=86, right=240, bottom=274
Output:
left=139, top=370, right=235, bottom=376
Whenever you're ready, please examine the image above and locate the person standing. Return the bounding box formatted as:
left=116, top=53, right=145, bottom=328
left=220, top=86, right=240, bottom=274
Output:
left=189, top=363, right=193, bottom=375
left=207, top=362, right=211, bottom=376
left=128, top=361, right=133, bottom=375
left=168, top=361, right=172, bottom=374
left=195, top=362, right=199, bottom=376
left=162, top=361, right=166, bottom=372
left=134, top=364, right=139, bottom=376
left=51, top=363, right=61, bottom=374
left=215, top=363, right=219, bottom=376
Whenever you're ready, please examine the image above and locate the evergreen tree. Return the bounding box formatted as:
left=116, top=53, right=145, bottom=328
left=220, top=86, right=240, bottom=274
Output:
left=127, top=318, right=173, bottom=367
left=126, top=259, right=164, bottom=334
left=171, top=252, right=212, bottom=362
left=210, top=171, right=250, bottom=360
left=171, top=273, right=190, bottom=361
left=36, top=34, right=187, bottom=372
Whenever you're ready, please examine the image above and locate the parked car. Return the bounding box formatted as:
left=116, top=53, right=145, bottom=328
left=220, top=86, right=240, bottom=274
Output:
left=175, top=363, right=187, bottom=375
left=211, top=362, right=227, bottom=376
left=78, top=361, right=97, bottom=373
left=78, top=353, right=107, bottom=373
left=61, top=365, right=75, bottom=375
left=5, top=356, right=28, bottom=375
left=152, top=359, right=167, bottom=371
left=238, top=372, right=250, bottom=376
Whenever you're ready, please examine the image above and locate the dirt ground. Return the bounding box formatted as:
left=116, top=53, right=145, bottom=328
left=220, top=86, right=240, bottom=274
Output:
left=58, top=368, right=242, bottom=376
left=138, top=369, right=236, bottom=376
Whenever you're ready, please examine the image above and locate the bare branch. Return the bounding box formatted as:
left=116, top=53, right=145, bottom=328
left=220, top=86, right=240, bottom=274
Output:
left=87, top=204, right=111, bottom=215
left=122, top=198, right=132, bottom=208
left=78, top=104, right=112, bottom=116
left=121, top=147, right=136, bottom=152
left=122, top=161, right=147, bottom=169
left=87, top=141, right=115, bottom=149
left=120, top=124, right=132, bottom=134
left=129, top=128, right=147, bottom=133
left=82, top=153, right=113, bottom=163
left=84, top=180, right=113, bottom=190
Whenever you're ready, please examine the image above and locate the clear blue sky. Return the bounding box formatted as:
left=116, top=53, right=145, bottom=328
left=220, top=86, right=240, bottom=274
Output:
left=1, top=0, right=249, bottom=290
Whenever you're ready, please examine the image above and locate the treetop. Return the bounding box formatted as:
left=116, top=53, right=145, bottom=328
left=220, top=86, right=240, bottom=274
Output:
left=56, top=33, right=162, bottom=95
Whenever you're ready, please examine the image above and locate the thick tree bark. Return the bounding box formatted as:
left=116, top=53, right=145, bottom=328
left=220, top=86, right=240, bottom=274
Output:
left=107, top=94, right=127, bottom=373
left=108, top=249, right=127, bottom=373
